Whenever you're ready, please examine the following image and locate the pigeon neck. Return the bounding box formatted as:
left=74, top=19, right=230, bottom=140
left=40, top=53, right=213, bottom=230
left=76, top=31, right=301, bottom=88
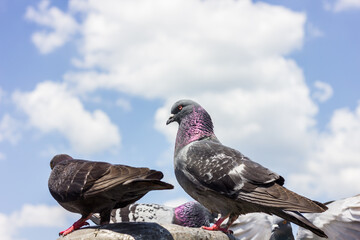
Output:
left=174, top=205, right=187, bottom=226
left=174, top=204, right=195, bottom=227
left=175, top=106, right=215, bottom=154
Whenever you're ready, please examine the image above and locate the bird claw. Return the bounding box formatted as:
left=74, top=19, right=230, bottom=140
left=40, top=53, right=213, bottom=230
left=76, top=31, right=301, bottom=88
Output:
left=202, top=225, right=233, bottom=234
left=202, top=225, right=220, bottom=231
left=82, top=221, right=90, bottom=227
left=59, top=221, right=90, bottom=236
left=59, top=226, right=75, bottom=236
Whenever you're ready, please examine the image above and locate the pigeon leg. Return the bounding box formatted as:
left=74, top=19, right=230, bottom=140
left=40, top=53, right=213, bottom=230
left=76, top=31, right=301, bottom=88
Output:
left=100, top=209, right=111, bottom=225
left=202, top=214, right=229, bottom=232
left=59, top=214, right=91, bottom=236
left=222, top=213, right=239, bottom=234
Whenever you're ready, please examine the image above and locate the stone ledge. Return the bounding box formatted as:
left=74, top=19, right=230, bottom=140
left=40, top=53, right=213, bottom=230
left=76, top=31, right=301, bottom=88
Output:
left=58, top=222, right=236, bottom=240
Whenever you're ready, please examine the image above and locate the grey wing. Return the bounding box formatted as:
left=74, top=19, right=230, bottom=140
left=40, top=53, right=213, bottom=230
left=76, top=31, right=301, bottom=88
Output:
left=185, top=140, right=284, bottom=197
left=186, top=141, right=324, bottom=212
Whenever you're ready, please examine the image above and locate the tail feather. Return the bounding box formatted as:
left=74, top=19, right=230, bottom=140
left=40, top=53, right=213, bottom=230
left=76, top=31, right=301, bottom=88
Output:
left=144, top=170, right=164, bottom=180
left=241, top=184, right=328, bottom=213
left=274, top=210, right=328, bottom=238
left=124, top=178, right=174, bottom=190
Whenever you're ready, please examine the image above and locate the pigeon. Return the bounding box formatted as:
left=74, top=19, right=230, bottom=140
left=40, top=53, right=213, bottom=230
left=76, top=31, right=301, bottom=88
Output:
left=166, top=99, right=328, bottom=238
left=48, top=154, right=174, bottom=236
left=90, top=201, right=217, bottom=227
left=296, top=194, right=360, bottom=240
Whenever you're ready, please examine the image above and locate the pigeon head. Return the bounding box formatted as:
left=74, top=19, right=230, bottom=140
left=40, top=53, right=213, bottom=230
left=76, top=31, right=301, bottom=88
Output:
left=270, top=217, right=294, bottom=240
left=174, top=201, right=216, bottom=227
left=166, top=99, right=216, bottom=153
left=166, top=99, right=201, bottom=125
left=50, top=154, right=73, bottom=169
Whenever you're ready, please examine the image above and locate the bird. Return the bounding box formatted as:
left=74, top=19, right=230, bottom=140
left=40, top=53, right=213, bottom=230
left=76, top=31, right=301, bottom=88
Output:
left=48, top=154, right=174, bottom=236
left=166, top=99, right=328, bottom=238
left=90, top=201, right=217, bottom=228
left=296, top=194, right=360, bottom=240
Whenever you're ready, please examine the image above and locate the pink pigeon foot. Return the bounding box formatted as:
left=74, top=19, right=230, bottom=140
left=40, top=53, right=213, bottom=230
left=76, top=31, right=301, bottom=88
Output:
left=59, top=218, right=90, bottom=236
left=201, top=216, right=231, bottom=233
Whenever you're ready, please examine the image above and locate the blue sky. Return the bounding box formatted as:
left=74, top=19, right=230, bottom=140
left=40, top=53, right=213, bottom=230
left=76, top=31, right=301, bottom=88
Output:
left=0, top=0, right=360, bottom=239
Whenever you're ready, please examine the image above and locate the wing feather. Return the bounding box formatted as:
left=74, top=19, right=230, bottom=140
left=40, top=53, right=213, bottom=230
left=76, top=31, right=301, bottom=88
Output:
left=184, top=140, right=325, bottom=213
left=185, top=140, right=283, bottom=196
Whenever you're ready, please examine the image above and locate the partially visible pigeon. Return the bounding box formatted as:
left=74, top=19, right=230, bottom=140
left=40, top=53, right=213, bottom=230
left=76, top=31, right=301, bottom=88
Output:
left=297, top=194, right=360, bottom=240
left=48, top=154, right=174, bottom=236
left=231, top=194, right=360, bottom=240
left=166, top=99, right=327, bottom=238
left=90, top=201, right=217, bottom=227
left=229, top=213, right=294, bottom=240
left=229, top=213, right=275, bottom=239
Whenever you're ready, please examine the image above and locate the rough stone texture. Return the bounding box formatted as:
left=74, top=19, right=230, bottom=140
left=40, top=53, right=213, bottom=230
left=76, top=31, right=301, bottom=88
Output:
left=58, top=222, right=236, bottom=240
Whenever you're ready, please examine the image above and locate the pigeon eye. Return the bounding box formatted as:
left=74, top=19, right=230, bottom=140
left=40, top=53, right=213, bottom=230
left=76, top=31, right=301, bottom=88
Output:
left=178, top=105, right=183, bottom=111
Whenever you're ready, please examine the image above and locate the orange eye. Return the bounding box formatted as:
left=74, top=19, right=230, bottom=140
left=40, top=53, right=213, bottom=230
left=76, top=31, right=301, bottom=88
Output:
left=178, top=105, right=183, bottom=110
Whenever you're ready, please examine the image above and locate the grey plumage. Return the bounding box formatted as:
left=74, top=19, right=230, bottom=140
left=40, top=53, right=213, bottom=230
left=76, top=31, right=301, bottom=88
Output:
left=166, top=99, right=327, bottom=238
left=229, top=213, right=275, bottom=239
left=48, top=154, right=173, bottom=235
left=229, top=213, right=294, bottom=240
left=90, top=201, right=216, bottom=228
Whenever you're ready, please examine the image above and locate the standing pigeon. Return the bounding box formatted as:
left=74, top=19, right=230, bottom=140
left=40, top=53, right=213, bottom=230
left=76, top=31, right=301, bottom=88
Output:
left=90, top=201, right=216, bottom=227
left=166, top=99, right=327, bottom=238
left=48, top=154, right=174, bottom=236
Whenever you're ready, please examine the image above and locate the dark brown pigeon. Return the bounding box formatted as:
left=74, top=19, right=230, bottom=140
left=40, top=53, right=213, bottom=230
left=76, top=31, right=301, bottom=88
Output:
left=166, top=99, right=328, bottom=238
left=48, top=154, right=174, bottom=236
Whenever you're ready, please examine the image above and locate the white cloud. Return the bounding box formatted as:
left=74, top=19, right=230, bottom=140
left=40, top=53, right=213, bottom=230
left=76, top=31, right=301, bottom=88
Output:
left=288, top=102, right=360, bottom=199
left=324, top=0, right=360, bottom=12
left=313, top=81, right=333, bottom=102
left=12, top=81, right=121, bottom=155
left=25, top=0, right=79, bottom=54
left=57, top=0, right=305, bottom=99
left=0, top=114, right=22, bottom=145
left=0, top=204, right=70, bottom=240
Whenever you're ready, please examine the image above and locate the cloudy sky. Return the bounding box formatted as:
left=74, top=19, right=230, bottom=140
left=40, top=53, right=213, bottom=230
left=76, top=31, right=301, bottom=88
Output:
left=1, top=0, right=360, bottom=239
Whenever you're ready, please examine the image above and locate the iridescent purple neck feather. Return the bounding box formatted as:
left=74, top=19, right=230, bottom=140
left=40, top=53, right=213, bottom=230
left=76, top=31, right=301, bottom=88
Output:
left=174, top=106, right=217, bottom=155
left=173, top=202, right=215, bottom=227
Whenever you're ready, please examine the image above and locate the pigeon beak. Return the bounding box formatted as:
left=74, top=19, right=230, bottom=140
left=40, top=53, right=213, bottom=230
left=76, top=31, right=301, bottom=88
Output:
left=166, top=114, right=175, bottom=125
left=271, top=224, right=279, bottom=231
